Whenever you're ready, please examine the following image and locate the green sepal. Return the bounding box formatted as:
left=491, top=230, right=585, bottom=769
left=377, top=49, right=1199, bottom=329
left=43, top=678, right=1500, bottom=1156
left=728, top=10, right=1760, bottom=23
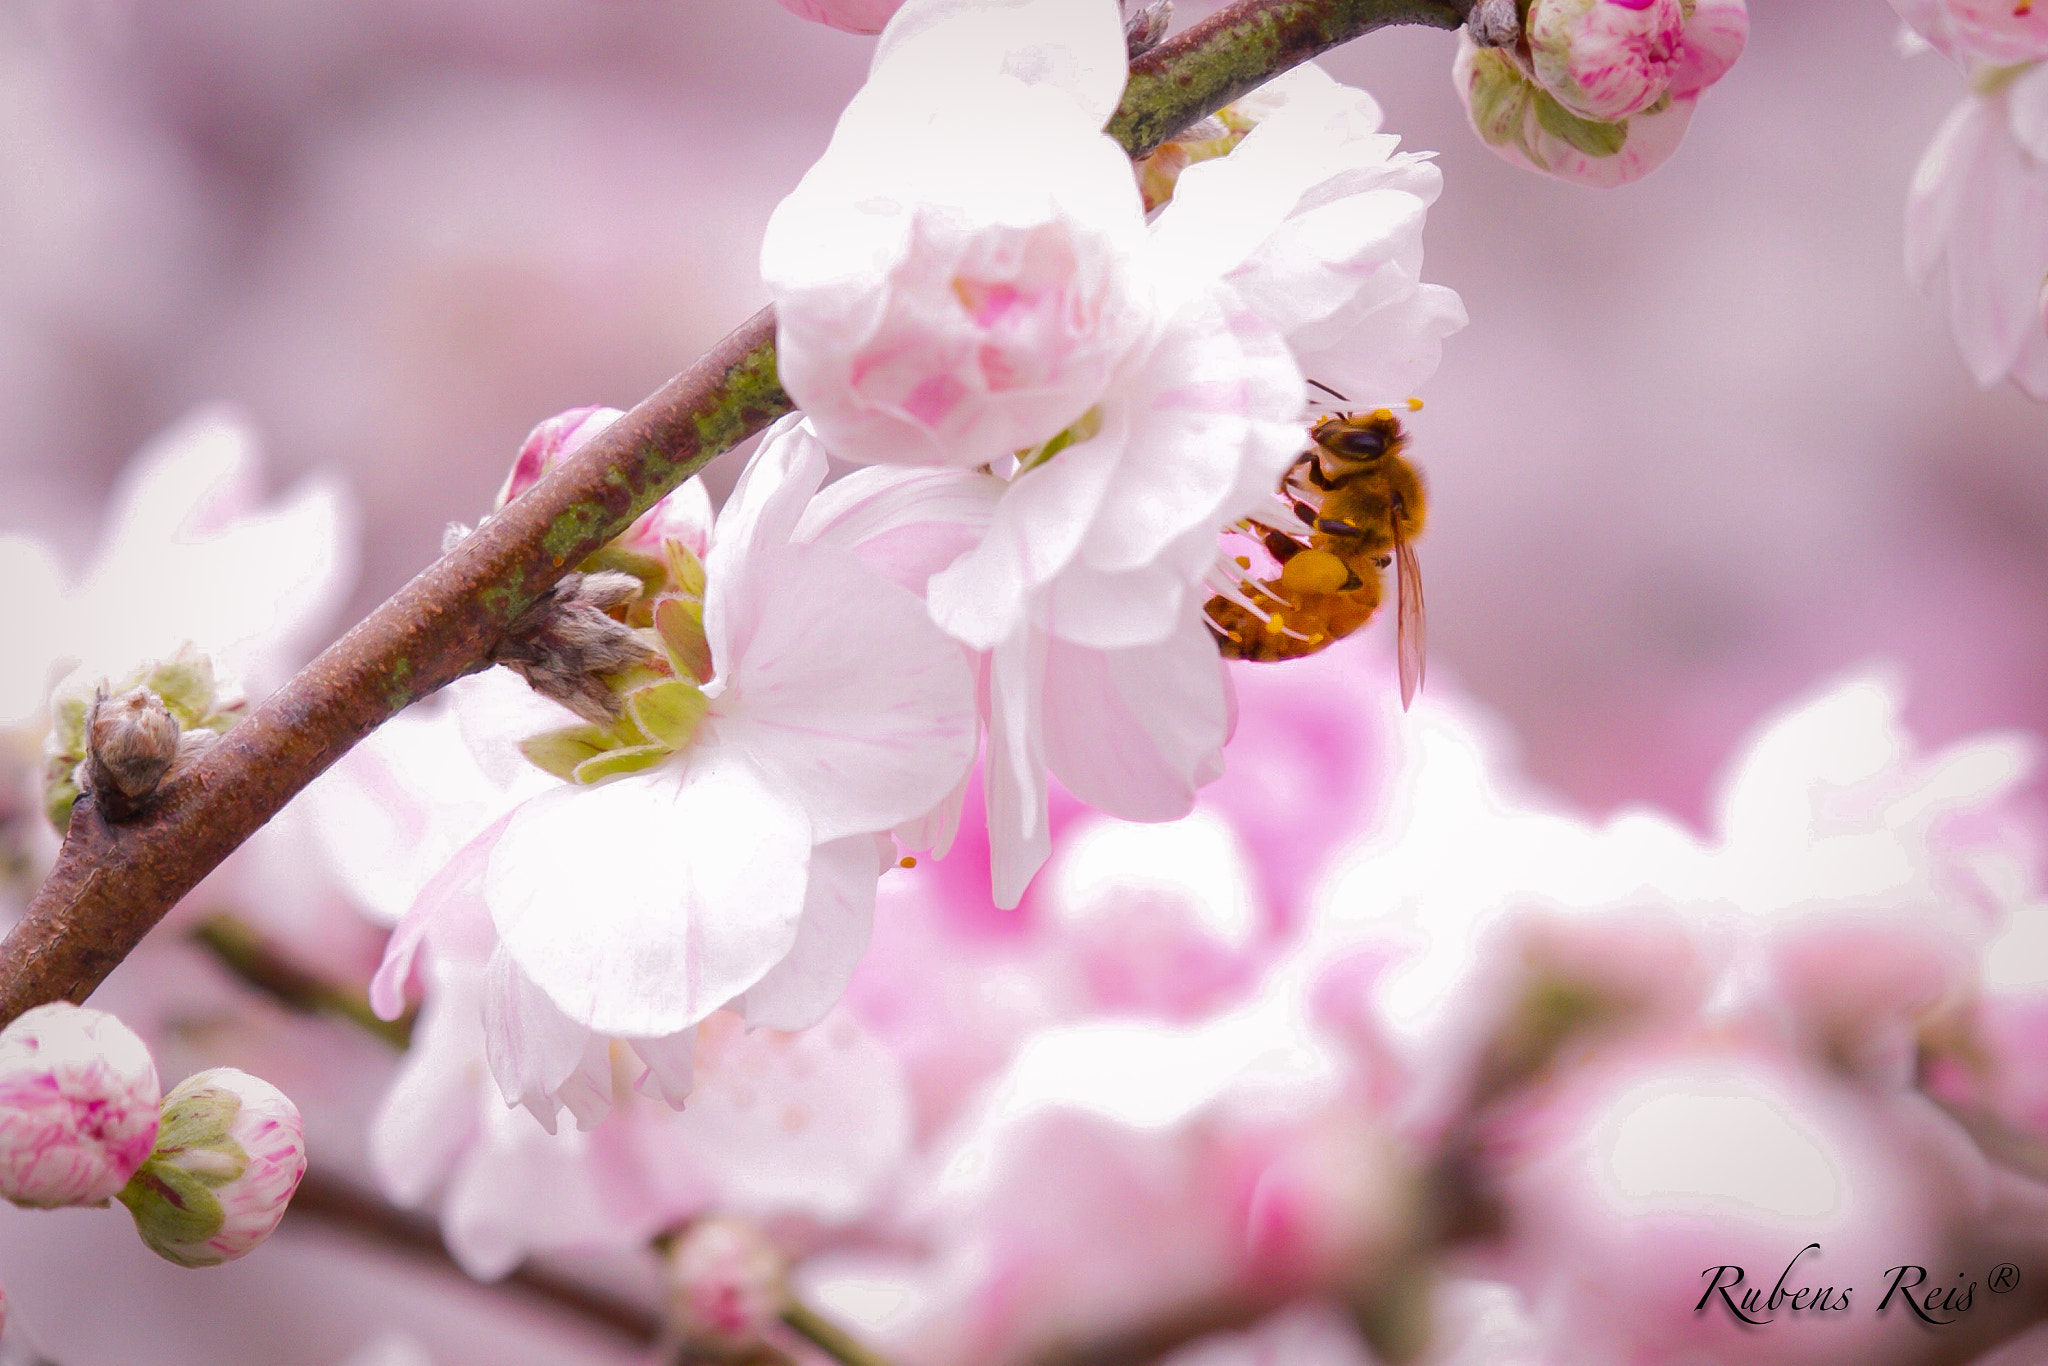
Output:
left=142, top=649, right=220, bottom=727
left=664, top=541, right=708, bottom=599
left=119, top=1162, right=228, bottom=1251
left=520, top=724, right=621, bottom=781
left=579, top=544, right=670, bottom=599
left=154, top=1085, right=246, bottom=1176
left=571, top=744, right=673, bottom=785
left=1467, top=48, right=1531, bottom=150
left=626, top=679, right=709, bottom=750
left=1532, top=90, right=1627, bottom=159
left=654, top=597, right=715, bottom=684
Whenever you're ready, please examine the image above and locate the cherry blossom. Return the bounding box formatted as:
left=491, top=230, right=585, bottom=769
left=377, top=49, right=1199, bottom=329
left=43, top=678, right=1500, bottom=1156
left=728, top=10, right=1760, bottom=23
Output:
left=368, top=417, right=976, bottom=1124
left=1904, top=61, right=2048, bottom=399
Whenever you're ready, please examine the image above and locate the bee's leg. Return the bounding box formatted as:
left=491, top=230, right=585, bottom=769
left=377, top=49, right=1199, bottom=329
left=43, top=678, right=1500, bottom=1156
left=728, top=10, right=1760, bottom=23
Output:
left=1292, top=500, right=1318, bottom=525
left=1316, top=518, right=1362, bottom=537
left=1304, top=460, right=1336, bottom=490
left=1263, top=530, right=1305, bottom=564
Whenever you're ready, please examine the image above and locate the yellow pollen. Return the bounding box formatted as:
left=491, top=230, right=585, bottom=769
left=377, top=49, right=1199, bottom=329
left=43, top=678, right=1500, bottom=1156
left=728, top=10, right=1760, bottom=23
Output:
left=1370, top=407, right=1395, bottom=422
left=1235, top=555, right=1251, bottom=569
left=898, top=855, right=918, bottom=869
left=1406, top=396, right=1425, bottom=412
left=1265, top=612, right=1286, bottom=633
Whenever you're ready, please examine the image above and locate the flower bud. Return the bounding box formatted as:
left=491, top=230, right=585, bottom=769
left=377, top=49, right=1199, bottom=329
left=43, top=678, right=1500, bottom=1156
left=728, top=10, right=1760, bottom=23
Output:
left=0, top=1002, right=161, bottom=1209
left=774, top=0, right=903, bottom=34
left=1454, top=34, right=1698, bottom=187
left=119, top=1068, right=307, bottom=1267
left=1527, top=0, right=1689, bottom=123
left=43, top=649, right=243, bottom=829
left=664, top=1217, right=788, bottom=1348
left=82, top=686, right=181, bottom=816
left=496, top=406, right=625, bottom=508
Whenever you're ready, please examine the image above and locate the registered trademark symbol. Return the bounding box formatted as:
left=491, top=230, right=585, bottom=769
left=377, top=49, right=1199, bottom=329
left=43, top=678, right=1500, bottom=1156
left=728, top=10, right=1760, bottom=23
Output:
left=1990, top=1264, right=2022, bottom=1294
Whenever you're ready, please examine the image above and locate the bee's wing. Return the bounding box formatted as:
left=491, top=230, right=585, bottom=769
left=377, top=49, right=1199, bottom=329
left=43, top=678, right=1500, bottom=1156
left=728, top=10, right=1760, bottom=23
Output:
left=1394, top=528, right=1425, bottom=710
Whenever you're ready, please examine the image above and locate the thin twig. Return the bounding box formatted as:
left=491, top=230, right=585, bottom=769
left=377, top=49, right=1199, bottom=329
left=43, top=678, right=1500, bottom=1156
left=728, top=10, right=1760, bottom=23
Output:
left=0, top=0, right=1472, bottom=1026
left=283, top=1170, right=664, bottom=1345
left=191, top=913, right=414, bottom=1048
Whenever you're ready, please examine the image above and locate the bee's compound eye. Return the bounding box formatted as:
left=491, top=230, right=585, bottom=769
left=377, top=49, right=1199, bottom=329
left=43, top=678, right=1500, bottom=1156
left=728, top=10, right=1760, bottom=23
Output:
left=1333, top=428, right=1386, bottom=458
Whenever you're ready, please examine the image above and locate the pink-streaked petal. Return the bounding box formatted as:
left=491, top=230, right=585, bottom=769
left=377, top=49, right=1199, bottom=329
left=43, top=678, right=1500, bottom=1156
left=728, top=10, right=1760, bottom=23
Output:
left=795, top=463, right=1005, bottom=595
left=1042, top=618, right=1230, bottom=823
left=716, top=539, right=979, bottom=840
left=482, top=945, right=614, bottom=1133
left=630, top=1028, right=699, bottom=1109
left=370, top=811, right=512, bottom=1021
left=986, top=627, right=1052, bottom=909
left=926, top=407, right=1129, bottom=650
left=486, top=753, right=813, bottom=1037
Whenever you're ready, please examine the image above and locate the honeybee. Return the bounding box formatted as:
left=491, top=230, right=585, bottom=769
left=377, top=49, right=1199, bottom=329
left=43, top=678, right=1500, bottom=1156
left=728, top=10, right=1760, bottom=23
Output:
left=1204, top=385, right=1428, bottom=707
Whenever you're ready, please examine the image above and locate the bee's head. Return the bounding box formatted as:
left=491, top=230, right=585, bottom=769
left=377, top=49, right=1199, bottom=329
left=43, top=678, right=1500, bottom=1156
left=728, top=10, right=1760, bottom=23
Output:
left=1311, top=411, right=1404, bottom=470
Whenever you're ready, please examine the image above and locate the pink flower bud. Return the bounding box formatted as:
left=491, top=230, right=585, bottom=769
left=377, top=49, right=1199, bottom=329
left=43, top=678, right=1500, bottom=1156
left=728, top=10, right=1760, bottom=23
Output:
left=1454, top=33, right=1699, bottom=187
left=119, top=1068, right=307, bottom=1267
left=0, top=1003, right=161, bottom=1209
left=775, top=0, right=903, bottom=33
left=664, top=1217, right=788, bottom=1346
left=495, top=406, right=625, bottom=508
left=496, top=406, right=712, bottom=565
left=1527, top=0, right=1690, bottom=123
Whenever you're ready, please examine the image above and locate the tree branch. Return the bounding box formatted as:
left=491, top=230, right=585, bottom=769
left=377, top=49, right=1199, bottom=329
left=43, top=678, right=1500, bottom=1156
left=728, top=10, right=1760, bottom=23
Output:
left=0, top=0, right=1473, bottom=1026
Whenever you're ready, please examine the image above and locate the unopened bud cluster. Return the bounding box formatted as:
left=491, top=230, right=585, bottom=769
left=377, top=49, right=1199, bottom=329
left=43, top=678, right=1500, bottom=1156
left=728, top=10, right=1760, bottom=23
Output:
left=0, top=1003, right=305, bottom=1269
left=42, top=647, right=243, bottom=828
left=1454, top=0, right=1748, bottom=186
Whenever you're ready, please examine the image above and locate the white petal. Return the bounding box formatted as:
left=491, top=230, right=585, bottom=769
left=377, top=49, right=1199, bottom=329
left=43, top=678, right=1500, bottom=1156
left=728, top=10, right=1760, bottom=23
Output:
left=369, top=812, right=509, bottom=1022
left=1292, top=281, right=1469, bottom=407
left=75, top=404, right=355, bottom=696
left=714, top=541, right=979, bottom=841
left=369, top=963, right=487, bottom=1208
left=795, top=463, right=1005, bottom=595
left=486, top=754, right=813, bottom=1037
left=1071, top=294, right=1302, bottom=582
left=871, top=0, right=1127, bottom=134
left=629, top=1028, right=698, bottom=1109
left=985, top=627, right=1052, bottom=908
left=741, top=835, right=890, bottom=1031
left=703, top=417, right=828, bottom=607
left=482, top=945, right=614, bottom=1132
left=1041, top=616, right=1230, bottom=822
left=926, top=417, right=1127, bottom=650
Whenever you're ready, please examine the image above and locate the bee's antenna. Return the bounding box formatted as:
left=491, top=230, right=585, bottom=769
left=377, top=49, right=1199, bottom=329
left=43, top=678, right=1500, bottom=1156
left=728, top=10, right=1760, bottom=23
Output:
left=1305, top=378, right=1350, bottom=404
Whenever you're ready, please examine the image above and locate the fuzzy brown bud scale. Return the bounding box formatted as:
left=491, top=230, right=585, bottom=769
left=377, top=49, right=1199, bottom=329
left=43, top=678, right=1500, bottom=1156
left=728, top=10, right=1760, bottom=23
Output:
left=42, top=648, right=244, bottom=829
left=492, top=570, right=660, bottom=724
